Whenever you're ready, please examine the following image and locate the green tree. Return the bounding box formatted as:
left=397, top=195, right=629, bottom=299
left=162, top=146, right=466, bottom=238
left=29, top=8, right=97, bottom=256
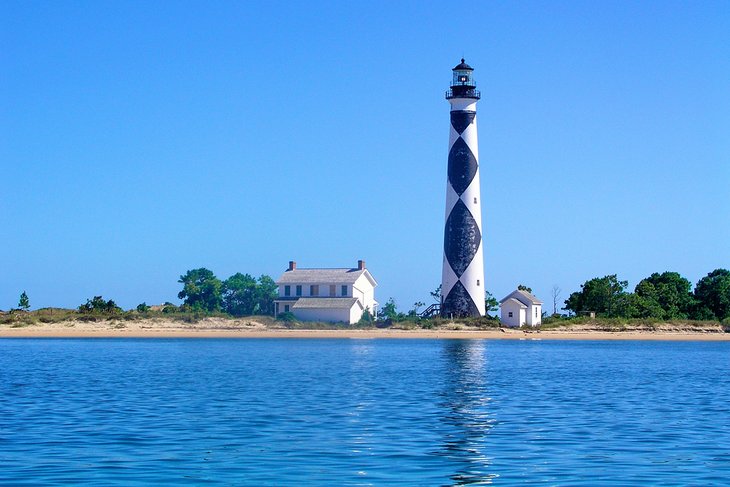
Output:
left=79, top=296, right=121, bottom=314
left=222, top=273, right=258, bottom=316
left=380, top=298, right=399, bottom=321
left=136, top=302, right=150, bottom=313
left=18, top=291, right=30, bottom=311
left=409, top=301, right=426, bottom=317
left=358, top=309, right=374, bottom=324
left=178, top=268, right=222, bottom=312
left=254, top=275, right=277, bottom=316
left=222, top=273, right=278, bottom=317
left=693, top=269, right=730, bottom=320
left=614, top=292, right=641, bottom=319
left=634, top=272, right=694, bottom=319
left=485, top=291, right=499, bottom=315
left=692, top=306, right=716, bottom=321
left=564, top=275, right=629, bottom=317
left=517, top=284, right=532, bottom=293
left=632, top=289, right=664, bottom=319
left=430, top=285, right=442, bottom=303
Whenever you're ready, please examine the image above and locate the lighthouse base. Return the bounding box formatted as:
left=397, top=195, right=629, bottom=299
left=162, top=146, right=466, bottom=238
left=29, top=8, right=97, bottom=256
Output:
left=441, top=281, right=481, bottom=318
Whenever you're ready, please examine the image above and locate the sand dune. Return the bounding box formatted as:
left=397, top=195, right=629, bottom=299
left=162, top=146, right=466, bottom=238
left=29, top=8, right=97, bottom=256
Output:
left=1, top=318, right=728, bottom=341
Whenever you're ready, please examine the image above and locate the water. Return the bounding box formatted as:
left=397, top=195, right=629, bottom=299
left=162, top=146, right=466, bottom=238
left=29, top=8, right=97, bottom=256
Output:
left=0, top=339, right=728, bottom=485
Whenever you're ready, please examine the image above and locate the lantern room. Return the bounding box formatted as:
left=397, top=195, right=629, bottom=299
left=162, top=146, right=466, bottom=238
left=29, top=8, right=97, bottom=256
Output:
left=446, top=59, right=480, bottom=100
left=452, top=58, right=474, bottom=86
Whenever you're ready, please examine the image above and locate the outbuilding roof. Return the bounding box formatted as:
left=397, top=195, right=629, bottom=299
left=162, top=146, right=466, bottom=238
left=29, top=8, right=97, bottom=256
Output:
left=499, top=289, right=544, bottom=306
left=277, top=268, right=376, bottom=286
left=503, top=298, right=528, bottom=309
left=292, top=298, right=361, bottom=310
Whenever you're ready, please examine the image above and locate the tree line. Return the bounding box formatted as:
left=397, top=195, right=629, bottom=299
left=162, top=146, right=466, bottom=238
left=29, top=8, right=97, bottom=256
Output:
left=563, top=269, right=730, bottom=321
left=176, top=268, right=277, bottom=316
left=7, top=267, right=278, bottom=319
left=8, top=267, right=730, bottom=324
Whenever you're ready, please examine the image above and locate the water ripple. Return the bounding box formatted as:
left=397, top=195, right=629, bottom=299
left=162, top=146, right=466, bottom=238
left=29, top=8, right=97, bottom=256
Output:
left=0, top=338, right=728, bottom=485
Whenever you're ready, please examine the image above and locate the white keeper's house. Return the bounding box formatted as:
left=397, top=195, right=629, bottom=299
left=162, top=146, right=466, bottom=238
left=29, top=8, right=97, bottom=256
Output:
left=499, top=289, right=543, bottom=327
left=274, top=260, right=378, bottom=324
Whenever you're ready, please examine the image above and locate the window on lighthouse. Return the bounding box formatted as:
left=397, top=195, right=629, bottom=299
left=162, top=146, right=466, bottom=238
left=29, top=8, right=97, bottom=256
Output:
left=453, top=71, right=471, bottom=85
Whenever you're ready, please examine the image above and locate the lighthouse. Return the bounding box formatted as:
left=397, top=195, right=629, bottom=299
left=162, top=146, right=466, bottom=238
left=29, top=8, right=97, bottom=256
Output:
left=441, top=59, right=486, bottom=318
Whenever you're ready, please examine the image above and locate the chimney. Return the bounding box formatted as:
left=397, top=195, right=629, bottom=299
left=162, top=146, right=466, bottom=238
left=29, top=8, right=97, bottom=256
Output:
left=357, top=260, right=365, bottom=270
left=288, top=261, right=296, bottom=271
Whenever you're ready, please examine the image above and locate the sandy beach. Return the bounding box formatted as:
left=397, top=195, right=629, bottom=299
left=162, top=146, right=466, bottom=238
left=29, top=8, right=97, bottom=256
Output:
left=1, top=318, right=728, bottom=341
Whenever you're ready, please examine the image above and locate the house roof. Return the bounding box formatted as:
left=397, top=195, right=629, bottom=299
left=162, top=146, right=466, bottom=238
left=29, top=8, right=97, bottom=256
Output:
left=499, top=289, right=543, bottom=306
left=292, top=297, right=362, bottom=310
left=277, top=268, right=377, bottom=287
left=502, top=297, right=528, bottom=309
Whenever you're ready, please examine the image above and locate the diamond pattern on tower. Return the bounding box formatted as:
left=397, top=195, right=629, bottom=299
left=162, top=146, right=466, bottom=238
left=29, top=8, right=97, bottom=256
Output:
left=448, top=137, right=478, bottom=195
left=450, top=111, right=476, bottom=134
left=443, top=199, right=481, bottom=277
left=441, top=256, right=459, bottom=296
left=442, top=280, right=480, bottom=317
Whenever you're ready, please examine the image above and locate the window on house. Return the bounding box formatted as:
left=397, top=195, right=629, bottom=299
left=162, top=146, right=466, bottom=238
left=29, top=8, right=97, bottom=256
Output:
left=284, top=285, right=291, bottom=297
left=310, top=285, right=319, bottom=296
left=284, top=305, right=290, bottom=313
left=535, top=308, right=538, bottom=318
left=508, top=311, right=513, bottom=318
left=296, top=285, right=302, bottom=296
left=329, top=285, right=336, bottom=296
left=341, top=285, right=347, bottom=296
left=474, top=197, right=477, bottom=204
left=476, top=279, right=480, bottom=286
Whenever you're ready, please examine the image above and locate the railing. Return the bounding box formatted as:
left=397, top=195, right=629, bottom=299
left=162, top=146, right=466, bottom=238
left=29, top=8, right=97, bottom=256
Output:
left=445, top=88, right=481, bottom=100
left=446, top=88, right=482, bottom=100
left=420, top=303, right=441, bottom=318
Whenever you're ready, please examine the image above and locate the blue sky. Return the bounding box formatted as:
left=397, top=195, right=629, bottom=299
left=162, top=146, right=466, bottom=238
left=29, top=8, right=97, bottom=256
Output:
left=2, top=1, right=728, bottom=312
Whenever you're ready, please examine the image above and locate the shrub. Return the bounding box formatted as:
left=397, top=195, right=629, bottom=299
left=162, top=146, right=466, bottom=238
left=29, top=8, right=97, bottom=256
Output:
left=420, top=320, right=435, bottom=329
left=276, top=311, right=297, bottom=322
left=358, top=309, right=374, bottom=325
left=375, top=318, right=393, bottom=329
left=79, top=296, right=121, bottom=315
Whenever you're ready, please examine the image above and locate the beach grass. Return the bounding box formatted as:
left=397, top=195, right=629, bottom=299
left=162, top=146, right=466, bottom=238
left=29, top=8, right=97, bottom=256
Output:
left=1, top=308, right=727, bottom=338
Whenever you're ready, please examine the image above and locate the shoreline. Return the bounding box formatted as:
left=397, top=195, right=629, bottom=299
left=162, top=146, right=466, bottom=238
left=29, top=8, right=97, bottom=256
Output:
left=1, top=325, right=729, bottom=341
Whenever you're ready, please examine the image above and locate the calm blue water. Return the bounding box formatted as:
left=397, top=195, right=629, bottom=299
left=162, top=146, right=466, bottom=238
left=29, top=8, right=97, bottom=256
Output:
left=0, top=339, right=728, bottom=485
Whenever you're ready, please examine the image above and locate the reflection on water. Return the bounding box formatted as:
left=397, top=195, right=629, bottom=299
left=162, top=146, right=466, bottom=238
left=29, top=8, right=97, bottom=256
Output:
left=347, top=340, right=377, bottom=473
left=438, top=340, right=496, bottom=485
left=1, top=339, right=728, bottom=485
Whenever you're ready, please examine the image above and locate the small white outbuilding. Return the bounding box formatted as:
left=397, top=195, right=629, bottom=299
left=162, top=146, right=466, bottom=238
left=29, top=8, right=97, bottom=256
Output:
left=499, top=289, right=543, bottom=327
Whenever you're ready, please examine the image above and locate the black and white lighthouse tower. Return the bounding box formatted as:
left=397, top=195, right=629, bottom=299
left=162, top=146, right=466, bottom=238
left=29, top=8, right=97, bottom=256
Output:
left=441, top=59, right=486, bottom=317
